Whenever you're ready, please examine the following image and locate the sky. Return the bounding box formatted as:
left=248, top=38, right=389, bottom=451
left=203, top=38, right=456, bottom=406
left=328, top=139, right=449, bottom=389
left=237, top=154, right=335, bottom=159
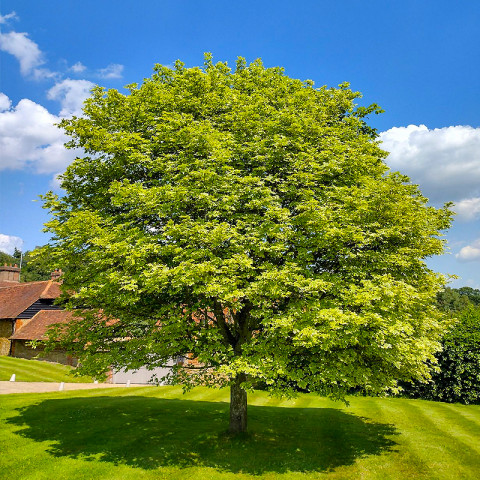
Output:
left=0, top=0, right=479, bottom=287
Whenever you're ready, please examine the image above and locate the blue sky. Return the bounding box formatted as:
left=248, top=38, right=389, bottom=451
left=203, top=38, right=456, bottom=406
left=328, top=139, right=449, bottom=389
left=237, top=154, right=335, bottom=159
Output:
left=1, top=0, right=479, bottom=287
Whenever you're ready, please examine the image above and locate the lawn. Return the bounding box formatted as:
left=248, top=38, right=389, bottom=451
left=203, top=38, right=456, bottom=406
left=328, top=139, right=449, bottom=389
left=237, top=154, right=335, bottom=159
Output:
left=0, top=355, right=93, bottom=382
left=1, top=387, right=479, bottom=479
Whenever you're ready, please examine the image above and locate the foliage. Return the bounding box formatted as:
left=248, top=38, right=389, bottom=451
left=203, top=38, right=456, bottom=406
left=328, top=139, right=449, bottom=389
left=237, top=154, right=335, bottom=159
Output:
left=403, top=306, right=480, bottom=404
left=436, top=287, right=472, bottom=312
left=0, top=249, right=52, bottom=282
left=457, top=286, right=480, bottom=306
left=0, top=247, right=52, bottom=282
left=21, top=249, right=58, bottom=282
left=41, top=55, right=452, bottom=414
left=0, top=251, right=15, bottom=266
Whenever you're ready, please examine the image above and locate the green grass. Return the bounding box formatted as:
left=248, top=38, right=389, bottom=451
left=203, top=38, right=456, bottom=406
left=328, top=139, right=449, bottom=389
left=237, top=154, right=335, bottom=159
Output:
left=1, top=387, right=479, bottom=479
left=0, top=355, right=93, bottom=382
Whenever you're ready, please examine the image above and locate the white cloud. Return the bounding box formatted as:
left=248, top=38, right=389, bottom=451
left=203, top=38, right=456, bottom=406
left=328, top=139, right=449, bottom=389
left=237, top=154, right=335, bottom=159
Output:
left=379, top=125, right=480, bottom=205
left=47, top=78, right=94, bottom=117
left=0, top=31, right=44, bottom=77
left=456, top=240, right=480, bottom=262
left=98, top=63, right=124, bottom=79
left=32, top=67, right=57, bottom=80
left=0, top=94, right=78, bottom=174
left=49, top=173, right=64, bottom=190
left=0, top=11, right=18, bottom=24
left=70, top=61, right=87, bottom=73
left=0, top=234, right=23, bottom=255
left=453, top=197, right=480, bottom=222
left=0, top=93, right=12, bottom=111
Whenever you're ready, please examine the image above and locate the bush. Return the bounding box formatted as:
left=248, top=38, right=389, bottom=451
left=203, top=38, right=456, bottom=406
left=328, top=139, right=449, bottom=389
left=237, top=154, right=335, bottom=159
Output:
left=404, top=306, right=480, bottom=404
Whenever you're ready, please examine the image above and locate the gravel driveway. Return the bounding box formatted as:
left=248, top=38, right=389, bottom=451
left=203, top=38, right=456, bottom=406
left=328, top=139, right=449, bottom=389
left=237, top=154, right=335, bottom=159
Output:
left=0, top=381, right=148, bottom=394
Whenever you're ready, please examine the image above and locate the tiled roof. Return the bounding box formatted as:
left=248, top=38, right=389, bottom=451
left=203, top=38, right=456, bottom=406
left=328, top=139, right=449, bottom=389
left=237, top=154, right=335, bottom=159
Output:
left=10, top=310, right=73, bottom=341
left=0, top=281, right=61, bottom=319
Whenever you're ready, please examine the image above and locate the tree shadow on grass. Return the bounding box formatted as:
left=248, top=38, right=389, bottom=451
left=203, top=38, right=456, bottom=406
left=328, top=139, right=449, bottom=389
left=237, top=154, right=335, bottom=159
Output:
left=7, top=396, right=398, bottom=474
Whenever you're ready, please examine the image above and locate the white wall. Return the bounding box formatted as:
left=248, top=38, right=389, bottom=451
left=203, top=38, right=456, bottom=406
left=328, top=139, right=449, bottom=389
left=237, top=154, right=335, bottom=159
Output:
left=112, top=365, right=173, bottom=384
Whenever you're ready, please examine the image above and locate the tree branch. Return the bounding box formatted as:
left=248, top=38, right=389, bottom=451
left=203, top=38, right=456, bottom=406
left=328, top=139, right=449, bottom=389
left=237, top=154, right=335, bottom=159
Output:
left=213, top=300, right=236, bottom=347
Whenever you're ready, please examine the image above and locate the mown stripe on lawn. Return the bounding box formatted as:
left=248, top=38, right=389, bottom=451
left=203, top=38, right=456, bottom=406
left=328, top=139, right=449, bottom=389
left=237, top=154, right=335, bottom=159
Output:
left=1, top=389, right=480, bottom=479
left=440, top=402, right=480, bottom=429
left=383, top=398, right=478, bottom=479
left=0, top=355, right=92, bottom=382
left=340, top=397, right=428, bottom=480
left=412, top=401, right=480, bottom=455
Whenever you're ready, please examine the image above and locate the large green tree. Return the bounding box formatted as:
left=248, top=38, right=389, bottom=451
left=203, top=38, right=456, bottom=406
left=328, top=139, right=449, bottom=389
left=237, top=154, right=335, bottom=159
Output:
left=42, top=56, right=452, bottom=433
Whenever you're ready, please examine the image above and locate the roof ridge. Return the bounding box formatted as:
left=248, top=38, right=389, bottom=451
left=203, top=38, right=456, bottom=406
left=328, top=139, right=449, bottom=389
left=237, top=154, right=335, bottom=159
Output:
left=40, top=280, right=54, bottom=298
left=2, top=280, right=50, bottom=288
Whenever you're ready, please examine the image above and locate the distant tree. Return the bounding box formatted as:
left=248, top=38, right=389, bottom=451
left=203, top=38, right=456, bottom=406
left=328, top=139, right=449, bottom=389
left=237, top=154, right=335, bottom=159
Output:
left=20, top=250, right=54, bottom=282
left=437, top=287, right=472, bottom=312
left=0, top=248, right=52, bottom=282
left=0, top=251, right=15, bottom=265
left=42, top=56, right=453, bottom=433
left=457, top=287, right=480, bottom=306
left=403, top=306, right=480, bottom=404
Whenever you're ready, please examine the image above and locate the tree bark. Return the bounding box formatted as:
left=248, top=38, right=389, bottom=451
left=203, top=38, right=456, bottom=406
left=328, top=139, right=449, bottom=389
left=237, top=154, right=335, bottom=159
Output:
left=229, top=372, right=247, bottom=434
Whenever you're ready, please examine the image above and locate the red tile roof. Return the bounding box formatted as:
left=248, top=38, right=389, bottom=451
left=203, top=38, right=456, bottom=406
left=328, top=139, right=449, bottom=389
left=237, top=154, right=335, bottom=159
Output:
left=0, top=281, right=61, bottom=319
left=10, top=310, right=73, bottom=341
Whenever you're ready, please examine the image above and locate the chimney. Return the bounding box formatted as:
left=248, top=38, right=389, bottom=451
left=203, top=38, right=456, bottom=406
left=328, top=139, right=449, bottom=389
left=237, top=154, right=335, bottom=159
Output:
left=51, top=268, right=63, bottom=282
left=0, top=264, right=21, bottom=283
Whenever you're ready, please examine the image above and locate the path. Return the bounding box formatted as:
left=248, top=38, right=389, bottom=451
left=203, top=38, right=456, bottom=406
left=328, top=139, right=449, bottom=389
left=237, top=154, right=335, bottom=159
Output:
left=0, top=381, right=149, bottom=394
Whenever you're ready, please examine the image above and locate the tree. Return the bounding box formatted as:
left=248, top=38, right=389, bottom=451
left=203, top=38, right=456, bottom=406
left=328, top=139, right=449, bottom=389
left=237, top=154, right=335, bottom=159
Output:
left=0, top=248, right=52, bottom=282
left=21, top=249, right=58, bottom=282
left=0, top=251, right=15, bottom=265
left=457, top=287, right=480, bottom=306
left=42, top=55, right=453, bottom=433
left=402, top=306, right=480, bottom=404
left=12, top=247, right=22, bottom=260
left=437, top=287, right=472, bottom=312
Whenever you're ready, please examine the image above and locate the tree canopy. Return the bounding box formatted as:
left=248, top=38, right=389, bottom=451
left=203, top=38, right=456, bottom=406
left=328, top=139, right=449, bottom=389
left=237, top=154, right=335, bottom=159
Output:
left=42, top=55, right=453, bottom=433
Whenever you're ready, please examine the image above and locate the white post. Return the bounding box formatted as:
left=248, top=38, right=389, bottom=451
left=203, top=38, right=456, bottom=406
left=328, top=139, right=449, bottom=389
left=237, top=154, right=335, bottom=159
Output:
left=9, top=374, right=15, bottom=382
left=126, top=380, right=131, bottom=387
left=59, top=382, right=65, bottom=391
left=94, top=380, right=98, bottom=384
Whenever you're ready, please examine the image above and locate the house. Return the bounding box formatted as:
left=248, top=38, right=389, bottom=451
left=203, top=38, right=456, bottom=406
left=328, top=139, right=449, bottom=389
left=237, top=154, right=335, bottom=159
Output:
left=0, top=264, right=76, bottom=364
left=0, top=263, right=179, bottom=382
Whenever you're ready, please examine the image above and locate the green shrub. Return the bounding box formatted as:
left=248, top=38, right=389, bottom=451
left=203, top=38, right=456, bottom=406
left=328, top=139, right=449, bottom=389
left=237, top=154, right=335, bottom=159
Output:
left=404, top=306, right=480, bottom=404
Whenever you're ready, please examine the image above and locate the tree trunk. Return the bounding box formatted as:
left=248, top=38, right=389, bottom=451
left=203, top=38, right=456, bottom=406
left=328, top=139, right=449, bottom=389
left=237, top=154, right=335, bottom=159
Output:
left=229, top=373, right=247, bottom=434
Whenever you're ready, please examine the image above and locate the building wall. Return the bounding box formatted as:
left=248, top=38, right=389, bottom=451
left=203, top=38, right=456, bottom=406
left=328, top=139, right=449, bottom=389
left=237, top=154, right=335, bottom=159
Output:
left=112, top=364, right=174, bottom=384
left=0, top=319, right=13, bottom=355
left=11, top=340, right=77, bottom=366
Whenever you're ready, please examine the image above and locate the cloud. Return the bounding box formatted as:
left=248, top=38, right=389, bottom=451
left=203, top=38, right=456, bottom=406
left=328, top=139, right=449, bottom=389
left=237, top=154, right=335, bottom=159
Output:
left=0, top=94, right=78, bottom=174
left=453, top=197, right=480, bottom=222
left=0, top=234, right=23, bottom=255
left=0, top=28, right=56, bottom=79
left=456, top=240, right=480, bottom=262
left=1, top=24, right=121, bottom=84
left=0, top=31, right=47, bottom=77
left=49, top=173, right=64, bottom=190
left=47, top=78, right=94, bottom=117
left=70, top=61, right=87, bottom=73
left=98, top=63, right=124, bottom=79
left=32, top=67, right=57, bottom=80
left=0, top=11, right=18, bottom=24
left=379, top=125, right=480, bottom=205
left=0, top=93, right=12, bottom=111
